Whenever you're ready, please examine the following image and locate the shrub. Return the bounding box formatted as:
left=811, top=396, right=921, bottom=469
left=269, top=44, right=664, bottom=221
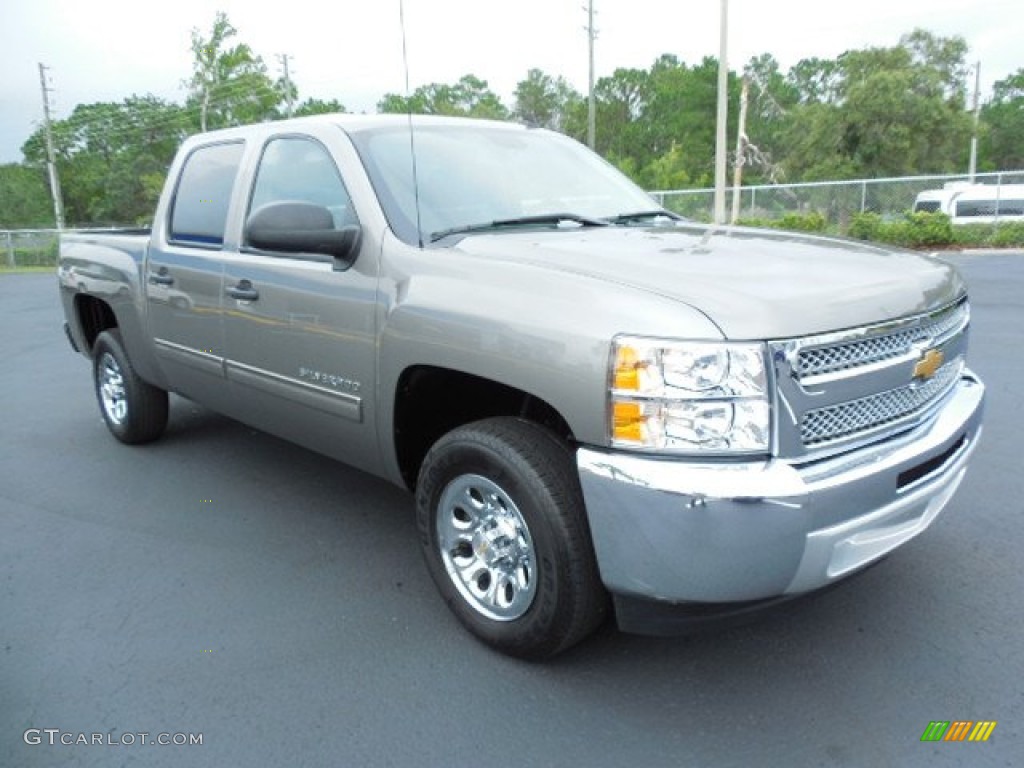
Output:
left=990, top=222, right=1024, bottom=247
left=848, top=212, right=882, bottom=241
left=851, top=211, right=953, bottom=248
left=14, top=240, right=59, bottom=267
left=879, top=220, right=914, bottom=247
left=947, top=221, right=1024, bottom=248
left=735, top=212, right=828, bottom=233
left=950, top=224, right=995, bottom=247
left=900, top=211, right=953, bottom=247
left=726, top=208, right=1024, bottom=249
left=776, top=211, right=827, bottom=232
left=734, top=216, right=776, bottom=229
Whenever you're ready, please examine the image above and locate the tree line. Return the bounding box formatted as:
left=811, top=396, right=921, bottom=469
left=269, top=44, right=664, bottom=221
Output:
left=2, top=13, right=1022, bottom=228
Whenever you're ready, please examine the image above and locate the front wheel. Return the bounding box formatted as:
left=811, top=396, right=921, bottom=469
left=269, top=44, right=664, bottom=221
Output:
left=92, top=329, right=168, bottom=444
left=416, top=418, right=607, bottom=659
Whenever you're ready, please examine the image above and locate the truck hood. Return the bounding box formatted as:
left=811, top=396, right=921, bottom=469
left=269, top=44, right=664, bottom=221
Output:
left=451, top=224, right=966, bottom=339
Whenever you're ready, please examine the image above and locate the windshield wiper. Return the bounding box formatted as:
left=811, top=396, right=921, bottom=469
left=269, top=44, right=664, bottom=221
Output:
left=603, top=210, right=685, bottom=225
left=429, top=213, right=610, bottom=243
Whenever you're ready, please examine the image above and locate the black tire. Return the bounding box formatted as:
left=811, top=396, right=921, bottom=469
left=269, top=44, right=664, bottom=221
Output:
left=92, top=329, right=169, bottom=444
left=416, top=417, right=607, bottom=659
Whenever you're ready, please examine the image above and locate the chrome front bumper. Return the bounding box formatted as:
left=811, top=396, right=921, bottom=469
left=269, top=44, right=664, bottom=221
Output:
left=577, top=371, right=985, bottom=607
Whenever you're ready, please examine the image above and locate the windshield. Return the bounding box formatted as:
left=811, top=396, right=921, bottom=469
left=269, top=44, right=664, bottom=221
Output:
left=347, top=122, right=659, bottom=246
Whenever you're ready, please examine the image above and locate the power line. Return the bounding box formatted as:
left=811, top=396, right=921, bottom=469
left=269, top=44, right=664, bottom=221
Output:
left=29, top=79, right=303, bottom=152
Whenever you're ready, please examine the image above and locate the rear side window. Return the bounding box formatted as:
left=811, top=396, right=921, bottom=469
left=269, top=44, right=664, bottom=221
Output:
left=169, top=142, right=244, bottom=246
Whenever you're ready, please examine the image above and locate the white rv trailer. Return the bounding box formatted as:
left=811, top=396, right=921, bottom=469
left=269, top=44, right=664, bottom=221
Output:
left=913, top=183, right=1024, bottom=224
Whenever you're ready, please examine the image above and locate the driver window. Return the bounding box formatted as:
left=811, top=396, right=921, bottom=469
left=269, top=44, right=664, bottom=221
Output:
left=248, top=137, right=357, bottom=230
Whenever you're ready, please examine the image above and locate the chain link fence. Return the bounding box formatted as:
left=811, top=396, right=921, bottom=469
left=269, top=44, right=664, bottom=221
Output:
left=651, top=171, right=1024, bottom=231
left=2, top=229, right=60, bottom=269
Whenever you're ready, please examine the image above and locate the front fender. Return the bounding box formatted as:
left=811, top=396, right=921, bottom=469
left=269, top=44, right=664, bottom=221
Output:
left=374, top=239, right=723, bottom=481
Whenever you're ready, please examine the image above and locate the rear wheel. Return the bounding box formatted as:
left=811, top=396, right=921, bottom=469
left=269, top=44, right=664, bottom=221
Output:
left=92, top=329, right=168, bottom=444
left=416, top=418, right=607, bottom=659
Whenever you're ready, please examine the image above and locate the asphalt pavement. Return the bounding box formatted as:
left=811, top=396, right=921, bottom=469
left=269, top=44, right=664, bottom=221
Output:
left=2, top=254, right=1021, bottom=767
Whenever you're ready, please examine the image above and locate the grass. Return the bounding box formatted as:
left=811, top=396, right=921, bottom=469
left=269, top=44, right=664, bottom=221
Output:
left=0, top=266, right=55, bottom=274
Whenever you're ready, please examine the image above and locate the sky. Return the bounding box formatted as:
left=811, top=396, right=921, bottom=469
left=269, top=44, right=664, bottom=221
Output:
left=1, top=0, right=1021, bottom=164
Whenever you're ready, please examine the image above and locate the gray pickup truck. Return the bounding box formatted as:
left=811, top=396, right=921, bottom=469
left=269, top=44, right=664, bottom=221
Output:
left=59, top=114, right=985, bottom=658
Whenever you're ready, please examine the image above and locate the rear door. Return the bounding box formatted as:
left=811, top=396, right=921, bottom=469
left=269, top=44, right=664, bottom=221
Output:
left=147, top=140, right=244, bottom=409
left=221, top=130, right=382, bottom=473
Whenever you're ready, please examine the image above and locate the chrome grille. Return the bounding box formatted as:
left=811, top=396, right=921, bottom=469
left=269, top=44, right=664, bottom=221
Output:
left=801, top=360, right=962, bottom=445
left=796, top=300, right=968, bottom=378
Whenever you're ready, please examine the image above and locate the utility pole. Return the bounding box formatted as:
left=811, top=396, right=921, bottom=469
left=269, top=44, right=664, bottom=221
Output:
left=730, top=75, right=749, bottom=225
left=278, top=53, right=295, bottom=117
left=37, top=62, right=65, bottom=230
left=968, top=60, right=981, bottom=182
left=584, top=0, right=596, bottom=150
left=713, top=0, right=729, bottom=224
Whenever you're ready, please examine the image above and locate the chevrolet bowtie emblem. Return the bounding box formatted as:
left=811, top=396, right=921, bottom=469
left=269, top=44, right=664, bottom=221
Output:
left=913, top=348, right=944, bottom=380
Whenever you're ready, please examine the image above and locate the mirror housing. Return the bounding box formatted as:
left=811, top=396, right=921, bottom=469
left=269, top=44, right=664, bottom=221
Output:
left=245, top=201, right=360, bottom=266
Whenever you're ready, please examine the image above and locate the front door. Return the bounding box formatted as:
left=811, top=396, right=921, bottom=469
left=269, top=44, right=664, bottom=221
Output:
left=221, top=134, right=381, bottom=474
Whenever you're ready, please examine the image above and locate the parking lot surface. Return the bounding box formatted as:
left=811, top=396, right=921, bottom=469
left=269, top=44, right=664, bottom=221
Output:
left=2, top=254, right=1021, bottom=767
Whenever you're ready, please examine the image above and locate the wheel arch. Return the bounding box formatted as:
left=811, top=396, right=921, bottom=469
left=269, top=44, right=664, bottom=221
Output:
left=72, top=293, right=118, bottom=353
left=393, top=365, right=575, bottom=490
left=69, top=291, right=168, bottom=388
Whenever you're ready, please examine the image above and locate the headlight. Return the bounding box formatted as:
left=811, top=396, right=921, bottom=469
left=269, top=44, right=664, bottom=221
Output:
left=609, top=336, right=771, bottom=454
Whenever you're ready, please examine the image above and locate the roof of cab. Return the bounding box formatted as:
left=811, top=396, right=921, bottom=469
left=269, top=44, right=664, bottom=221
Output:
left=181, top=113, right=530, bottom=146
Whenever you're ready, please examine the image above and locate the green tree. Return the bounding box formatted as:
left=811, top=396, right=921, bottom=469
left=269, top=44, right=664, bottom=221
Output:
left=0, top=164, right=53, bottom=228
left=778, top=32, right=971, bottom=180
left=787, top=57, right=843, bottom=105
left=15, top=12, right=307, bottom=226
left=452, top=74, right=509, bottom=118
left=840, top=41, right=970, bottom=175
left=580, top=56, right=738, bottom=189
left=378, top=75, right=509, bottom=119
left=980, top=69, right=1024, bottom=170
left=645, top=56, right=735, bottom=187
left=738, top=54, right=798, bottom=183
left=585, top=66, right=651, bottom=177
left=777, top=102, right=857, bottom=181
left=185, top=11, right=282, bottom=131
left=642, top=143, right=690, bottom=190
left=293, top=98, right=347, bottom=117
left=513, top=69, right=581, bottom=131
left=22, top=96, right=188, bottom=225
left=642, top=56, right=694, bottom=163
left=900, top=28, right=970, bottom=102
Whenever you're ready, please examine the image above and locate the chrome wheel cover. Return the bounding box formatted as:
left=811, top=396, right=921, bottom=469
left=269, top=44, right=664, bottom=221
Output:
left=436, top=474, right=537, bottom=621
left=98, top=352, right=128, bottom=425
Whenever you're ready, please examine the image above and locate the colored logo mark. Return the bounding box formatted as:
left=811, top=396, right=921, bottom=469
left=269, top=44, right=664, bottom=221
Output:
left=920, top=721, right=996, bottom=742
left=913, top=348, right=944, bottom=380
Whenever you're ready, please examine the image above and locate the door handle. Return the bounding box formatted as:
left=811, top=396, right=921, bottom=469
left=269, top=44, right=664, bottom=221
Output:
left=226, top=280, right=259, bottom=301
left=148, top=268, right=174, bottom=286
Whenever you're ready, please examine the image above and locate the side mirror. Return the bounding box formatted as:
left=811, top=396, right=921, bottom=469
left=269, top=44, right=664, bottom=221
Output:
left=245, top=201, right=360, bottom=267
